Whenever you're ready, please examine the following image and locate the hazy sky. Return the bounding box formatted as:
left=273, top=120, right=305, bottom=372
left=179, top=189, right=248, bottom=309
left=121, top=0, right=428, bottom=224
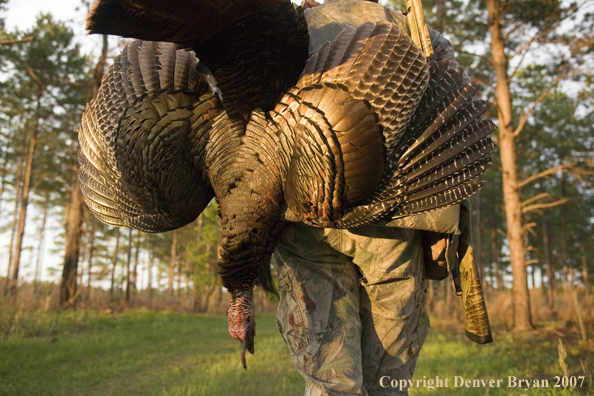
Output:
left=5, top=0, right=110, bottom=57
left=5, top=0, right=86, bottom=30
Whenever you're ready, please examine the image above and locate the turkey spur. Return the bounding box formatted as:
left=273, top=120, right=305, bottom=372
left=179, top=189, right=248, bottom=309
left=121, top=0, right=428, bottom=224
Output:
left=79, top=0, right=495, bottom=369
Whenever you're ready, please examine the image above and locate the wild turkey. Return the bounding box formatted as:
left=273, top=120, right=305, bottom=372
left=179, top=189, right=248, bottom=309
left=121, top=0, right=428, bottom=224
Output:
left=80, top=0, right=495, bottom=368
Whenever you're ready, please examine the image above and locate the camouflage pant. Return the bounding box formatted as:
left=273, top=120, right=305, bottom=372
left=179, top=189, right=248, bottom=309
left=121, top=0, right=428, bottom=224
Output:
left=272, top=222, right=430, bottom=396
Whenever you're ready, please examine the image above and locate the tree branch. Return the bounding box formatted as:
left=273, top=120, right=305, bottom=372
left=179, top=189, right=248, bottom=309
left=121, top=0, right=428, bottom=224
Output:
left=0, top=36, right=34, bottom=45
left=513, top=69, right=569, bottom=137
left=507, top=0, right=572, bottom=63
left=519, top=164, right=569, bottom=188
left=503, top=21, right=523, bottom=42
left=24, top=62, right=44, bottom=90
left=522, top=221, right=538, bottom=233
left=508, top=22, right=561, bottom=63
left=522, top=192, right=551, bottom=207
left=508, top=42, right=532, bottom=82
left=522, top=197, right=569, bottom=213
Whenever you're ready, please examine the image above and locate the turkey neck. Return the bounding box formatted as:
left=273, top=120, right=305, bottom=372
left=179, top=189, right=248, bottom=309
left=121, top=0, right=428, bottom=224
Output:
left=217, top=189, right=286, bottom=295
left=206, top=109, right=287, bottom=294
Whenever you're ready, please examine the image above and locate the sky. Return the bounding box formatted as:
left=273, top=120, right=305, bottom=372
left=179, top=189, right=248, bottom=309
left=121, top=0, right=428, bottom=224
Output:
left=4, top=0, right=112, bottom=58
left=5, top=0, right=86, bottom=30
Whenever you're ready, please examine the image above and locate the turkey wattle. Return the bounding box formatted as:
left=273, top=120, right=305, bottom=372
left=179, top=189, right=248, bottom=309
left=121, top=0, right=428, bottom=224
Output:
left=79, top=0, right=495, bottom=369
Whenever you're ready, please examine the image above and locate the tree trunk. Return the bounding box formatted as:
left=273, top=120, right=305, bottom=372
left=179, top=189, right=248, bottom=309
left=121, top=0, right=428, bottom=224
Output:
left=157, top=261, right=162, bottom=303
left=125, top=228, right=133, bottom=303
left=86, top=35, right=109, bottom=103
left=168, top=230, right=177, bottom=302
left=580, top=242, right=589, bottom=303
left=476, top=190, right=487, bottom=297
left=205, top=237, right=214, bottom=311
left=4, top=156, right=24, bottom=294
left=87, top=216, right=96, bottom=302
left=0, top=165, right=6, bottom=287
left=156, top=262, right=163, bottom=296
left=78, top=221, right=87, bottom=289
left=176, top=260, right=182, bottom=298
left=530, top=264, right=536, bottom=290
left=485, top=0, right=532, bottom=330
left=60, top=34, right=108, bottom=307
left=110, top=228, right=120, bottom=296
left=434, top=0, right=444, bottom=33
left=34, top=191, right=50, bottom=286
left=193, top=279, right=201, bottom=312
left=0, top=160, right=8, bottom=228
left=560, top=175, right=569, bottom=291
left=9, top=112, right=40, bottom=298
left=427, top=279, right=434, bottom=310
left=542, top=210, right=556, bottom=311
left=60, top=179, right=84, bottom=306
left=132, top=232, right=140, bottom=293
left=146, top=234, right=153, bottom=300
left=490, top=200, right=502, bottom=290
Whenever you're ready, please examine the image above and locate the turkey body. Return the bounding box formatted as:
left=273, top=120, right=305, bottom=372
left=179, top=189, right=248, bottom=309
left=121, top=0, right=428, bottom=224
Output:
left=79, top=0, right=494, bottom=369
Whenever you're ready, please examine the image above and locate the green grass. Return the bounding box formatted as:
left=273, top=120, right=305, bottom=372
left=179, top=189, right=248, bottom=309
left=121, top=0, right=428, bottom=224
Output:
left=0, top=310, right=592, bottom=396
left=0, top=310, right=303, bottom=396
left=411, top=325, right=593, bottom=396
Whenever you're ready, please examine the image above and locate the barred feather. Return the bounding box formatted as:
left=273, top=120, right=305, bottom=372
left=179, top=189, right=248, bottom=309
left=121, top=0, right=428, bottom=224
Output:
left=78, top=40, right=218, bottom=233
left=334, top=46, right=494, bottom=228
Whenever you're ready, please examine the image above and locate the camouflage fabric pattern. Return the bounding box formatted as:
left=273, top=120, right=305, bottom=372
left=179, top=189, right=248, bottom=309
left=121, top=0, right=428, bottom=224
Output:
left=273, top=223, right=430, bottom=396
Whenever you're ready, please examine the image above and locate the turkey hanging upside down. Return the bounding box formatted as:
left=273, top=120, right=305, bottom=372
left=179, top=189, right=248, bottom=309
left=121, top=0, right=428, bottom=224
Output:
left=79, top=0, right=495, bottom=369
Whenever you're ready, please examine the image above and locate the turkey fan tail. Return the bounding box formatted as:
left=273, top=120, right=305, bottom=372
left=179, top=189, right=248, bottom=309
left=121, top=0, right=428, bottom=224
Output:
left=337, top=58, right=495, bottom=228
left=86, top=0, right=283, bottom=46
left=389, top=60, right=496, bottom=218
left=78, top=40, right=220, bottom=233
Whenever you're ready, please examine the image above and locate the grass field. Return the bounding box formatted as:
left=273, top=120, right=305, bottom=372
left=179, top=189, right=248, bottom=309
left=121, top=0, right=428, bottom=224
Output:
left=0, top=309, right=592, bottom=396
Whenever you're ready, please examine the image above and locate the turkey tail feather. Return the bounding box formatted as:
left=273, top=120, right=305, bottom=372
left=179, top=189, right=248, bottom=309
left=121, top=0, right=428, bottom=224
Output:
left=400, top=181, right=486, bottom=215
left=337, top=54, right=495, bottom=227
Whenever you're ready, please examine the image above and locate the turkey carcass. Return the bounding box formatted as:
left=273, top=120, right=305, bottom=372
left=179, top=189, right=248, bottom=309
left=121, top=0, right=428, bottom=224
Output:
left=79, top=0, right=495, bottom=369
